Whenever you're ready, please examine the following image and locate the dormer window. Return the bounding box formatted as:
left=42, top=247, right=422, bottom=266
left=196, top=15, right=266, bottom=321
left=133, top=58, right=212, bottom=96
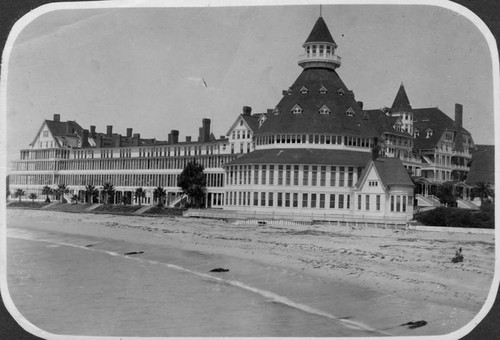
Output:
left=259, top=115, right=267, bottom=127
left=337, top=88, right=345, bottom=96
left=414, top=129, right=420, bottom=137
left=319, top=105, right=331, bottom=115
left=291, top=104, right=303, bottom=114
left=426, top=129, right=433, bottom=139
left=345, top=107, right=355, bottom=116
left=300, top=86, right=308, bottom=94
left=319, top=85, right=328, bottom=94
left=273, top=107, right=280, bottom=115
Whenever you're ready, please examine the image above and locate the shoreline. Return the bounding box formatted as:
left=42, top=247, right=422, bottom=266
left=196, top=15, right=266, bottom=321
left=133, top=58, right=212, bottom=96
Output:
left=5, top=208, right=496, bottom=336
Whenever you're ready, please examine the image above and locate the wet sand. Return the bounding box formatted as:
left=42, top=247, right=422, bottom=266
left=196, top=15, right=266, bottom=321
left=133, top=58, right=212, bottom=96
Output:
left=5, top=209, right=496, bottom=337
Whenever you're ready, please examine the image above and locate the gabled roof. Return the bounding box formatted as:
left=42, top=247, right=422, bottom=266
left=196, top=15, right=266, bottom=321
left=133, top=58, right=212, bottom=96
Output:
left=226, top=113, right=262, bottom=136
left=225, top=148, right=372, bottom=167
left=391, top=83, right=412, bottom=113
left=256, top=68, right=378, bottom=138
left=30, top=119, right=84, bottom=147
left=413, top=107, right=471, bottom=150
left=304, top=16, right=336, bottom=45
left=466, top=145, right=495, bottom=185
left=373, top=157, right=414, bottom=187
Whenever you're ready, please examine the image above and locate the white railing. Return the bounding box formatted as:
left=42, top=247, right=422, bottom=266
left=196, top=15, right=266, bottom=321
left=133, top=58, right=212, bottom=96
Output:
left=298, top=53, right=341, bottom=64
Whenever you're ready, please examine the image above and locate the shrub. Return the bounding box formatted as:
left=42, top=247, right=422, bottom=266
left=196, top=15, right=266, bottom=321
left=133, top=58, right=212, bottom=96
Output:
left=415, top=206, right=494, bottom=229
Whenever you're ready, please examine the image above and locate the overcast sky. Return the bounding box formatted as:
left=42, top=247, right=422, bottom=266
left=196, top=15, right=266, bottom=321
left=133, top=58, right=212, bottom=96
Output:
left=4, top=3, right=495, bottom=162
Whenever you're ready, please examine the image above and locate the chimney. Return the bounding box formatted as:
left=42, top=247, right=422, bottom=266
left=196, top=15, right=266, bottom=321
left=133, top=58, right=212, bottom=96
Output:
left=106, top=125, right=113, bottom=137
left=357, top=101, right=364, bottom=110
left=171, top=130, right=179, bottom=144
left=243, top=106, right=252, bottom=116
left=455, top=103, right=463, bottom=128
left=82, top=129, right=90, bottom=148
left=90, top=125, right=96, bottom=139
left=53, top=114, right=60, bottom=122
left=202, top=118, right=211, bottom=142
left=133, top=133, right=140, bottom=146
left=126, top=128, right=133, bottom=138
left=186, top=136, right=192, bottom=142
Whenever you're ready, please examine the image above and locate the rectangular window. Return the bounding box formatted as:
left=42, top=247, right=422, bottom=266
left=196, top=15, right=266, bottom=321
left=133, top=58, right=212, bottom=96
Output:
left=320, top=166, right=326, bottom=186
left=253, top=192, right=259, bottom=206
left=358, top=195, right=362, bottom=210
left=402, top=196, right=407, bottom=212
left=365, top=194, right=370, bottom=210
left=261, top=192, right=266, bottom=207
left=303, top=166, right=309, bottom=185
left=376, top=195, right=381, bottom=211
left=262, top=165, right=267, bottom=185
left=339, top=167, right=345, bottom=187
left=238, top=192, right=242, bottom=205
left=269, top=165, right=274, bottom=185
left=338, top=194, right=344, bottom=209
left=285, top=165, right=291, bottom=185
left=277, top=193, right=283, bottom=207
left=391, top=196, right=395, bottom=211
left=312, top=166, right=318, bottom=186
left=293, top=193, right=298, bottom=207
left=285, top=193, right=290, bottom=207
left=396, top=196, right=401, bottom=212
left=254, top=165, right=259, bottom=185
left=302, top=193, right=308, bottom=208
left=293, top=166, right=299, bottom=185
left=311, top=194, right=317, bottom=208
left=348, top=167, right=354, bottom=187
left=329, top=194, right=335, bottom=208
left=330, top=166, right=336, bottom=186
left=278, top=166, right=284, bottom=185
left=268, top=193, right=274, bottom=207
left=319, top=194, right=325, bottom=208
left=347, top=194, right=350, bottom=209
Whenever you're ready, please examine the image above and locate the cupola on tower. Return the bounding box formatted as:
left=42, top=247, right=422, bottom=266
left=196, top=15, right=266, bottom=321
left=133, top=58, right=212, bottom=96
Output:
left=298, top=16, right=341, bottom=70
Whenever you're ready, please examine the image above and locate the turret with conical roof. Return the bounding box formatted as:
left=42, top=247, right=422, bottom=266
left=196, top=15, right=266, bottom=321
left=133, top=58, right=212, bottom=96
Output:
left=390, top=83, right=414, bottom=134
left=298, top=16, right=341, bottom=70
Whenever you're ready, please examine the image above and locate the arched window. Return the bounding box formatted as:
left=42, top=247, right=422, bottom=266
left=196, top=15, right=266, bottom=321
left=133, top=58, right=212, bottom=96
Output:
left=426, top=129, right=433, bottom=139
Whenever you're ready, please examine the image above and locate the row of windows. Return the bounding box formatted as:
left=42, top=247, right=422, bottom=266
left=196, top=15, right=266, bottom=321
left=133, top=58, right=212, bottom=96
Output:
left=390, top=195, right=412, bottom=212
left=231, top=129, right=252, bottom=140
left=9, top=172, right=223, bottom=188
left=255, top=133, right=374, bottom=148
left=226, top=165, right=362, bottom=188
left=357, top=194, right=382, bottom=211
left=20, top=149, right=71, bottom=160
left=226, top=191, right=352, bottom=209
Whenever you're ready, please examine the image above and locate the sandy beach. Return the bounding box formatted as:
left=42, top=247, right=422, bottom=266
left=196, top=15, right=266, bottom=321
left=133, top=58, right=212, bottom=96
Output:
left=5, top=209, right=496, bottom=337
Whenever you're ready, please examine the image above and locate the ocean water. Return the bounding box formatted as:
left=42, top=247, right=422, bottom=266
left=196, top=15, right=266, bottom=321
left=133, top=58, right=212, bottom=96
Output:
left=6, top=227, right=383, bottom=337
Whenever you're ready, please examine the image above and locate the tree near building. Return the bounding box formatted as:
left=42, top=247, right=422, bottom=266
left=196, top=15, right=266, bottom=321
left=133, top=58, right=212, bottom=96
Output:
left=153, top=186, right=166, bottom=207
left=435, top=182, right=457, bottom=207
left=177, top=161, right=206, bottom=208
left=29, top=193, right=37, bottom=202
left=56, top=184, right=69, bottom=203
left=134, top=187, right=146, bottom=206
left=471, top=181, right=494, bottom=203
left=42, top=185, right=53, bottom=203
left=102, top=182, right=115, bottom=205
left=14, top=189, right=25, bottom=202
left=84, top=184, right=98, bottom=204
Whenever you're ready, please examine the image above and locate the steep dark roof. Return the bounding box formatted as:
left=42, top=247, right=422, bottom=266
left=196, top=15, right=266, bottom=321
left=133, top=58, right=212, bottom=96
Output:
left=364, top=109, right=413, bottom=138
left=413, top=107, right=471, bottom=151
left=257, top=68, right=378, bottom=138
left=30, top=119, right=84, bottom=147
left=226, top=148, right=372, bottom=167
left=241, top=113, right=262, bottom=132
left=391, top=83, right=412, bottom=113
left=304, top=16, right=336, bottom=45
left=466, top=145, right=495, bottom=185
left=373, top=157, right=414, bottom=187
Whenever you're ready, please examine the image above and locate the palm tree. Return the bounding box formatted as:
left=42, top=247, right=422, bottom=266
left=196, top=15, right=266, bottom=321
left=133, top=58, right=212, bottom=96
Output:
left=56, top=184, right=69, bottom=203
left=84, top=184, right=98, bottom=203
left=29, top=193, right=37, bottom=202
left=134, top=187, right=146, bottom=206
left=102, top=182, right=115, bottom=205
left=472, top=181, right=494, bottom=203
left=71, top=194, right=79, bottom=204
left=42, top=185, right=53, bottom=203
left=153, top=186, right=166, bottom=207
left=14, top=189, right=25, bottom=202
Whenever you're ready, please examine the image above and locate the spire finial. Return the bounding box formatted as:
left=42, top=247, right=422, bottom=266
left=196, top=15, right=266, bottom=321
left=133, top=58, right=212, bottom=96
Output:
left=320, top=4, right=322, bottom=17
